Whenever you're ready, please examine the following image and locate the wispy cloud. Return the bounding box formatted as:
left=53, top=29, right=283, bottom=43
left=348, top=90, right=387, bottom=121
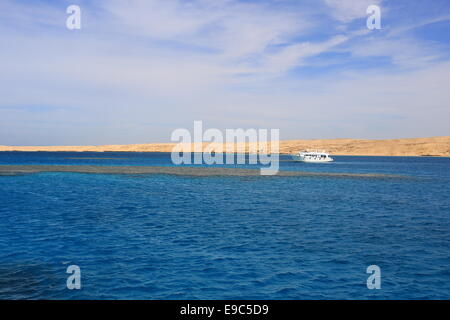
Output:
left=323, top=0, right=383, bottom=23
left=0, top=0, right=449, bottom=145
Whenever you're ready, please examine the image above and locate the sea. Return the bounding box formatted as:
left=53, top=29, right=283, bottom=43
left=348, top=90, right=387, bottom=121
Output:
left=0, top=152, right=449, bottom=299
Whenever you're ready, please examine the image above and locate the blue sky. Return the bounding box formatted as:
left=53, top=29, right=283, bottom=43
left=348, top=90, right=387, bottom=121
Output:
left=1, top=0, right=450, bottom=145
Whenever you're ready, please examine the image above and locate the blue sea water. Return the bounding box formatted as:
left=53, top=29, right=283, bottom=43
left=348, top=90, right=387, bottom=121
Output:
left=0, top=152, right=449, bottom=299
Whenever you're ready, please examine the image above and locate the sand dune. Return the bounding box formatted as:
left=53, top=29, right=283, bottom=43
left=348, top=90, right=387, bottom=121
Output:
left=278, top=136, right=450, bottom=157
left=0, top=136, right=449, bottom=156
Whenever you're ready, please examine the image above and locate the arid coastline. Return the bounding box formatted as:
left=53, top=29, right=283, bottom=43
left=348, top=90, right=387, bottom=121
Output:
left=0, top=136, right=449, bottom=157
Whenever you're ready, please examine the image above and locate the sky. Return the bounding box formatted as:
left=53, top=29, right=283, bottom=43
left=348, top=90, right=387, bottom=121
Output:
left=0, top=0, right=450, bottom=145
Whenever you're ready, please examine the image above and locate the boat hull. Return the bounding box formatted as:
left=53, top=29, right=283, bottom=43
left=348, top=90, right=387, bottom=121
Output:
left=291, top=154, right=334, bottom=162
left=297, top=158, right=334, bottom=163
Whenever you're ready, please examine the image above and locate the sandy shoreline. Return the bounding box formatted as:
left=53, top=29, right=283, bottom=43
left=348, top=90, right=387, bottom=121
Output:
left=0, top=136, right=449, bottom=157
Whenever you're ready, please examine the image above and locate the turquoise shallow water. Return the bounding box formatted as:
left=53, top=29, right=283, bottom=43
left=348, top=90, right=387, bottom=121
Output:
left=0, top=152, right=449, bottom=299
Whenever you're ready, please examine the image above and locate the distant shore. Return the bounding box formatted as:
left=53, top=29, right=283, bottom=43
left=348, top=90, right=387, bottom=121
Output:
left=0, top=136, right=449, bottom=157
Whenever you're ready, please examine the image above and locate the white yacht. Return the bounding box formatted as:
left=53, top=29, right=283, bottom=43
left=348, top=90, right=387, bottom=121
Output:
left=293, top=150, right=334, bottom=163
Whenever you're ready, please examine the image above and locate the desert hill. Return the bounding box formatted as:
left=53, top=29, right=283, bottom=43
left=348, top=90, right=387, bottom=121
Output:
left=0, top=136, right=449, bottom=156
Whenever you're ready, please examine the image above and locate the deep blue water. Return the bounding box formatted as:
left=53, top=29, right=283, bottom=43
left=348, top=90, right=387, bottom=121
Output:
left=0, top=152, right=449, bottom=299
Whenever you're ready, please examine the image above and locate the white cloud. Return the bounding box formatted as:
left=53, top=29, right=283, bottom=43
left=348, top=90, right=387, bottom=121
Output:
left=347, top=37, right=443, bottom=68
left=102, top=0, right=313, bottom=60
left=260, top=35, right=349, bottom=74
left=324, top=0, right=383, bottom=23
left=0, top=0, right=449, bottom=144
